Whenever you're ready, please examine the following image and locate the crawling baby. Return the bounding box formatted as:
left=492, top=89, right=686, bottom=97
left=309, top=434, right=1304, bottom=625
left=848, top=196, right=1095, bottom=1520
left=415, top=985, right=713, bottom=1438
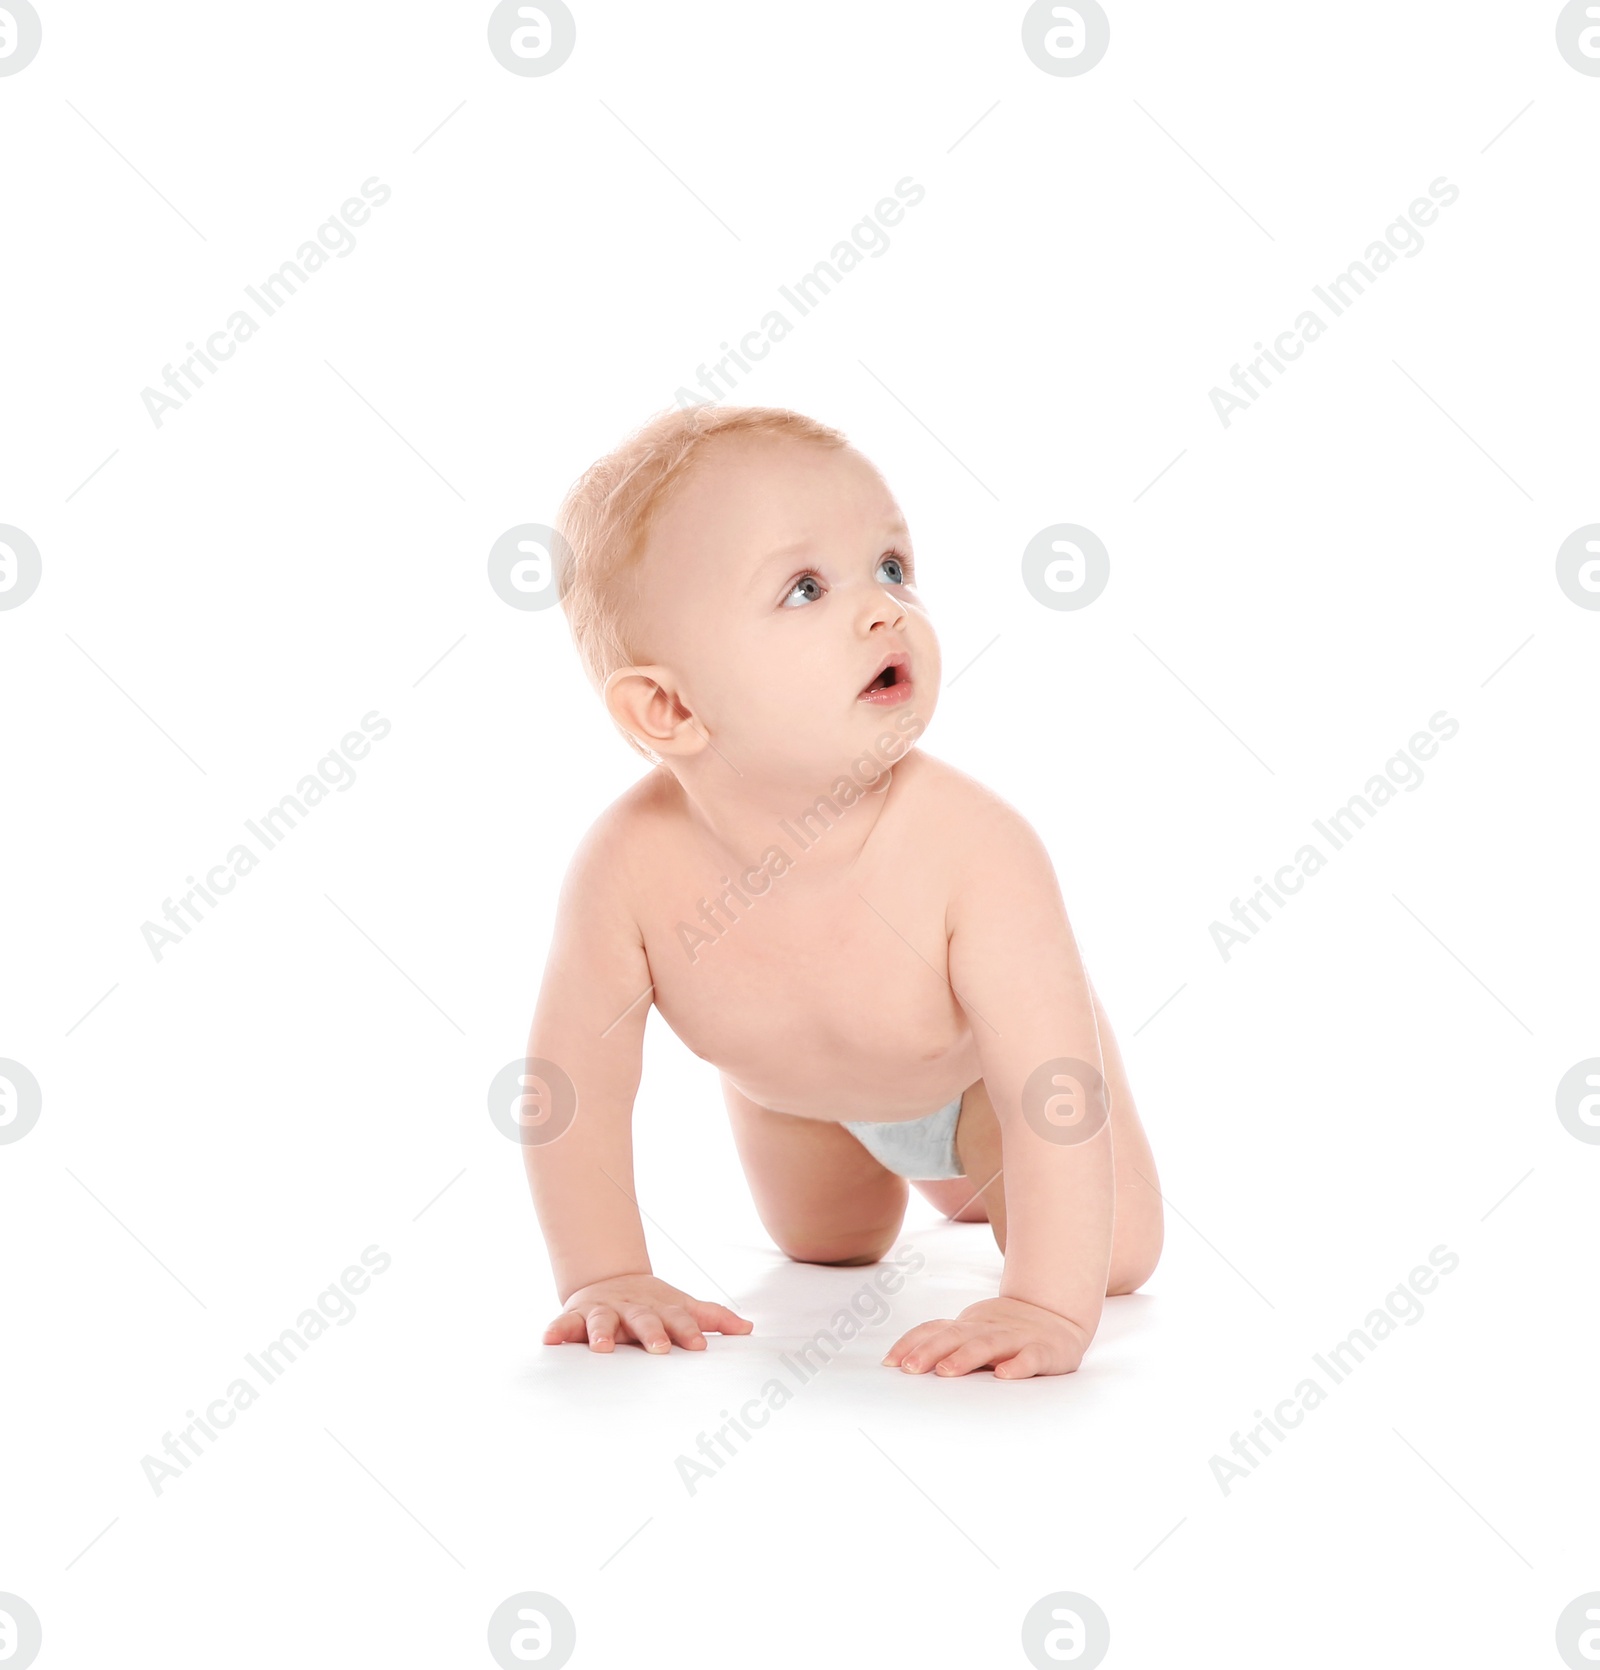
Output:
left=521, top=404, right=1162, bottom=1379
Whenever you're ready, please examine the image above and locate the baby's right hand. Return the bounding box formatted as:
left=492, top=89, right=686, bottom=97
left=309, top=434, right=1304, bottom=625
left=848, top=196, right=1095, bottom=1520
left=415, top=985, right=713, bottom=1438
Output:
left=543, top=1274, right=753, bottom=1355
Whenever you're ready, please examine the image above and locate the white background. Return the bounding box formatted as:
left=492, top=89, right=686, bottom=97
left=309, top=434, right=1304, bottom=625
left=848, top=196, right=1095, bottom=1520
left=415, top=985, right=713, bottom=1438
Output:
left=3, top=2, right=1598, bottom=1665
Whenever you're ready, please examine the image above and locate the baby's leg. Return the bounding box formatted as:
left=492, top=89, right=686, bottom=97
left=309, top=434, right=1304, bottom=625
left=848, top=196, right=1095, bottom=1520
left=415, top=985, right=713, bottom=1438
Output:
left=915, top=982, right=1164, bottom=1294
left=913, top=1176, right=990, bottom=1223
left=722, top=1077, right=909, bottom=1266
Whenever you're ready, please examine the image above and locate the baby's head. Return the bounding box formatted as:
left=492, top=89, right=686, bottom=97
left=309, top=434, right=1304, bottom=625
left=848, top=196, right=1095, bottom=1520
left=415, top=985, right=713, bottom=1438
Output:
left=556, top=405, right=940, bottom=788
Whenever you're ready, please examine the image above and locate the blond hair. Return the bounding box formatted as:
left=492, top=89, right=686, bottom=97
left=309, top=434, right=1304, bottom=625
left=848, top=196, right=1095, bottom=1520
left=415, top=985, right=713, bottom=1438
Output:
left=555, top=404, right=851, bottom=761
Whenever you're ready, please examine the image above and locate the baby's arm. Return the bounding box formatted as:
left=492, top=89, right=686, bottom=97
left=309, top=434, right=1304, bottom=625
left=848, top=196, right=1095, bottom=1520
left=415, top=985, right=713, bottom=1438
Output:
left=890, top=799, right=1113, bottom=1379
left=524, top=814, right=752, bottom=1354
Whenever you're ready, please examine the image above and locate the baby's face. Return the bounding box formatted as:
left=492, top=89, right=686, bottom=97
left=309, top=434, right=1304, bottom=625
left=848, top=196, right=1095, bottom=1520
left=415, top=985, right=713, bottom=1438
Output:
left=630, top=436, right=940, bottom=782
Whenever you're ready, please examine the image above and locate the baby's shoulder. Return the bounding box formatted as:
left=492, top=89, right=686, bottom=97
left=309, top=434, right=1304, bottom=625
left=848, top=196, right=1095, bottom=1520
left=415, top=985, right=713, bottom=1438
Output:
left=563, top=768, right=684, bottom=890
left=601, top=765, right=684, bottom=834
left=894, top=756, right=1064, bottom=933
left=897, top=751, right=1047, bottom=856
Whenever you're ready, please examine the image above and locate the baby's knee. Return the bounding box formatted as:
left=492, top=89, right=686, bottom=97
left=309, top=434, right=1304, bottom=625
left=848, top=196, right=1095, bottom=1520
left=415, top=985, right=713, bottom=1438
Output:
left=775, top=1227, right=899, bottom=1267
left=1107, top=1221, right=1163, bottom=1295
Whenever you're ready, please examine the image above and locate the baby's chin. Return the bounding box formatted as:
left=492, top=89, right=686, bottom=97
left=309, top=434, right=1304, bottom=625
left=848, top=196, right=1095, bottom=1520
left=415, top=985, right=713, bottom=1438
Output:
left=854, top=690, right=932, bottom=751
left=779, top=697, right=933, bottom=782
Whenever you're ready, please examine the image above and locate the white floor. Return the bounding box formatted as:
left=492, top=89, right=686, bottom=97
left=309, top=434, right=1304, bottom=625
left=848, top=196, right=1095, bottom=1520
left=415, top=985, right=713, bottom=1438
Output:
left=9, top=986, right=1593, bottom=1666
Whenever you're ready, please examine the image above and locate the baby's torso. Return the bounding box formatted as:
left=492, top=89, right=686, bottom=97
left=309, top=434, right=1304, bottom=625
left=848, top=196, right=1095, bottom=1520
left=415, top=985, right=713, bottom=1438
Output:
left=626, top=753, right=981, bottom=1122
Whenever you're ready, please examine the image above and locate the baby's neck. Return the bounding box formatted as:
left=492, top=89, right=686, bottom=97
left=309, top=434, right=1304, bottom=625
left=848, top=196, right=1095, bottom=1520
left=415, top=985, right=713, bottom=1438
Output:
left=666, top=749, right=904, bottom=878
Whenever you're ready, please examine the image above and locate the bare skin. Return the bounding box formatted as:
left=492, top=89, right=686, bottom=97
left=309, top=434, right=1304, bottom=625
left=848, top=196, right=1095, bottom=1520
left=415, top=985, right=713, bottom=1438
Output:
left=528, top=432, right=1162, bottom=1378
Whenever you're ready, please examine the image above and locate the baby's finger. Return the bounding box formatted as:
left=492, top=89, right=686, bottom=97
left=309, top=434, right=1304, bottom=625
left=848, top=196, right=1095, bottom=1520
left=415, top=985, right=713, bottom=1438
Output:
left=893, top=1322, right=962, bottom=1373
left=934, top=1334, right=1006, bottom=1377
left=660, top=1305, right=707, bottom=1350
left=881, top=1315, right=955, bottom=1356
left=583, top=1304, right=620, bottom=1352
left=688, top=1300, right=753, bottom=1335
left=994, top=1344, right=1046, bottom=1380
left=543, top=1310, right=587, bottom=1345
left=622, top=1306, right=672, bottom=1354
left=880, top=1330, right=930, bottom=1368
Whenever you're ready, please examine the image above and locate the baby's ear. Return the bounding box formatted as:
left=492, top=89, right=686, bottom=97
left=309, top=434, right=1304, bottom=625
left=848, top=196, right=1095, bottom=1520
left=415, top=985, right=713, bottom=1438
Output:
left=602, top=666, right=708, bottom=759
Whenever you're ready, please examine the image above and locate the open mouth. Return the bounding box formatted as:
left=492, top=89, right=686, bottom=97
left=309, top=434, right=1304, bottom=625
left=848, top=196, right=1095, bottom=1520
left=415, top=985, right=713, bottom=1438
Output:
left=858, top=653, right=913, bottom=706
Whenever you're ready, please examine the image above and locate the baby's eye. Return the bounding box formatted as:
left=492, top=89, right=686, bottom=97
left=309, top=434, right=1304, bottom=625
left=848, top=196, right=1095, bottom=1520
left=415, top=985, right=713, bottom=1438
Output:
left=876, top=554, right=907, bottom=585
left=781, top=574, right=824, bottom=608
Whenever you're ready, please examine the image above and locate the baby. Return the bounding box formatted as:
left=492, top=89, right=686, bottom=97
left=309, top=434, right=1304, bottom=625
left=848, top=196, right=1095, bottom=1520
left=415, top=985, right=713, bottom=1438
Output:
left=522, top=405, right=1162, bottom=1379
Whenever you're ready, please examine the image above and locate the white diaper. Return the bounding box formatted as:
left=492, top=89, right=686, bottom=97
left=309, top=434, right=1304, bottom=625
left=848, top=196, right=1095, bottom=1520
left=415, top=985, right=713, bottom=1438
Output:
left=841, top=1094, right=966, bottom=1180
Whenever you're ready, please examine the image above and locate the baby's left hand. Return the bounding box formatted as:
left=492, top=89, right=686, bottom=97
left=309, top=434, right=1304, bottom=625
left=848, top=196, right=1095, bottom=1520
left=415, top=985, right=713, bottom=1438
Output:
left=883, top=1296, right=1089, bottom=1380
